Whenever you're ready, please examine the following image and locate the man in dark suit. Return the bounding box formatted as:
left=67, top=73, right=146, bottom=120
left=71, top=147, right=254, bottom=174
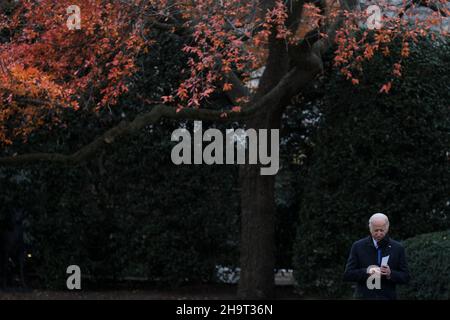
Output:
left=343, top=213, right=410, bottom=299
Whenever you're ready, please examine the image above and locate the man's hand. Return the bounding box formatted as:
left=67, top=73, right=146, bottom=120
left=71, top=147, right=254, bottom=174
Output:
left=381, top=265, right=391, bottom=279
left=367, top=265, right=380, bottom=275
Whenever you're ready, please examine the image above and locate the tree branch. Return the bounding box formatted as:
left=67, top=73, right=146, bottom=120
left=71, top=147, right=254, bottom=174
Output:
left=0, top=67, right=300, bottom=167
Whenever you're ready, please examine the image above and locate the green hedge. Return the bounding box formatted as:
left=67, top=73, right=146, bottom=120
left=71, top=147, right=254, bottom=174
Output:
left=0, top=126, right=241, bottom=289
left=293, top=37, right=450, bottom=297
left=398, top=231, right=450, bottom=300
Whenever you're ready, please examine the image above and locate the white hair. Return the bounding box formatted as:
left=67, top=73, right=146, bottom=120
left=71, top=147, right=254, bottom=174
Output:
left=369, top=213, right=389, bottom=231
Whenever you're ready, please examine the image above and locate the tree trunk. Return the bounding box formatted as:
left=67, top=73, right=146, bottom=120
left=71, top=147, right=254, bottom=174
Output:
left=237, top=163, right=276, bottom=299
left=237, top=104, right=284, bottom=299
left=235, top=9, right=292, bottom=295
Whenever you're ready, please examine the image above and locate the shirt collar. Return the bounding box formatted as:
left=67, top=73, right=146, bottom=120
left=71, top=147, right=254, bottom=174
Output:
left=372, top=238, right=378, bottom=249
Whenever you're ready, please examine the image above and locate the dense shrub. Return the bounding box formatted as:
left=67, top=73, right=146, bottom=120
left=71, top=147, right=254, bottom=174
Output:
left=398, top=230, right=450, bottom=300
left=0, top=126, right=240, bottom=289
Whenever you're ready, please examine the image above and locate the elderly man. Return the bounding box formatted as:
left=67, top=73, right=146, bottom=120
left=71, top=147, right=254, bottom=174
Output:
left=343, top=213, right=410, bottom=299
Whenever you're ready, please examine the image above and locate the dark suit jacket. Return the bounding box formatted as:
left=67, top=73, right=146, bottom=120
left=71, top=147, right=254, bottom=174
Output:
left=343, top=236, right=410, bottom=300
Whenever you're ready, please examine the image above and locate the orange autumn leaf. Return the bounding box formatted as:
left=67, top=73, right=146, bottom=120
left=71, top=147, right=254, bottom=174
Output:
left=401, top=42, right=410, bottom=58
left=379, top=82, right=392, bottom=94
left=223, top=83, right=233, bottom=91
left=393, top=63, right=402, bottom=77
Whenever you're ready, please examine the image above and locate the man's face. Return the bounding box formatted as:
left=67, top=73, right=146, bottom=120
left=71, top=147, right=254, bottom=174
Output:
left=370, top=219, right=388, bottom=242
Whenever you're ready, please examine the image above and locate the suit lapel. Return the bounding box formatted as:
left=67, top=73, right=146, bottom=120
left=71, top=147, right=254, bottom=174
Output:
left=366, top=236, right=376, bottom=249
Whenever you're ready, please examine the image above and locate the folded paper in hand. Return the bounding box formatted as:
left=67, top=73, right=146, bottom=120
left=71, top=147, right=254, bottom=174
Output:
left=381, top=255, right=390, bottom=266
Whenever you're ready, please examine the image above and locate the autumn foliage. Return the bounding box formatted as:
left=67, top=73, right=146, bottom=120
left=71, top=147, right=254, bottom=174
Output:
left=0, top=0, right=448, bottom=146
left=333, top=1, right=448, bottom=91
left=0, top=0, right=147, bottom=144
